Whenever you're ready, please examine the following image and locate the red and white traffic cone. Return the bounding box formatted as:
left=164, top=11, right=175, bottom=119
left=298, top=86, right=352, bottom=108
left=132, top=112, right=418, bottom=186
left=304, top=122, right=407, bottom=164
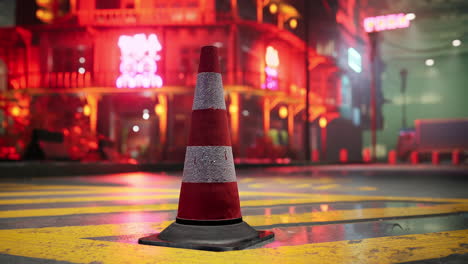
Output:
left=139, top=46, right=274, bottom=251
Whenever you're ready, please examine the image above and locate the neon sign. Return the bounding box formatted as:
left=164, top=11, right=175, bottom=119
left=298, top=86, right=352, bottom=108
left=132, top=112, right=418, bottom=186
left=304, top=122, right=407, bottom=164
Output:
left=363, top=13, right=413, bottom=33
left=262, top=46, right=279, bottom=90
left=116, top=33, right=163, bottom=89
left=347, top=48, right=361, bottom=73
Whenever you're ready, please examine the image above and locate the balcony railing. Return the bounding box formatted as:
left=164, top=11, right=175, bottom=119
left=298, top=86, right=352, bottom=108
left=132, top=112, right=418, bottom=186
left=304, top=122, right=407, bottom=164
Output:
left=77, top=8, right=214, bottom=26
left=1, top=71, right=336, bottom=108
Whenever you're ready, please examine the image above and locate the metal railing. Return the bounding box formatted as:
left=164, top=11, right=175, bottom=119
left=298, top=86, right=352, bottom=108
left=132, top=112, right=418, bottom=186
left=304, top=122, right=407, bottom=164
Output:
left=77, top=8, right=212, bottom=26
left=0, top=71, right=337, bottom=106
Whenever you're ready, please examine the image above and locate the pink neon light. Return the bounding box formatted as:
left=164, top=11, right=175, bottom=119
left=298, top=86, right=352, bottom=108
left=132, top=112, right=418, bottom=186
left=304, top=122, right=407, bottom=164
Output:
left=364, top=13, right=411, bottom=33
left=116, top=33, right=163, bottom=89
left=262, top=46, right=279, bottom=90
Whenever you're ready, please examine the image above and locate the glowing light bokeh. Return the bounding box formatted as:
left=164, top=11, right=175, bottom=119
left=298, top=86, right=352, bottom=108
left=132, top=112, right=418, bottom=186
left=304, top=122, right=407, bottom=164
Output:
left=154, top=104, right=165, bottom=116
left=262, top=46, right=280, bottom=90
left=132, top=125, right=140, bottom=132
left=116, top=33, right=163, bottom=89
left=364, top=13, right=412, bottom=33
left=319, top=117, right=327, bottom=128
left=289, top=18, right=298, bottom=29
left=83, top=105, right=91, bottom=116
left=279, top=106, right=288, bottom=119
left=269, top=3, right=278, bottom=14
left=425, top=59, right=434, bottom=67
left=406, top=13, right=416, bottom=20
left=10, top=106, right=21, bottom=117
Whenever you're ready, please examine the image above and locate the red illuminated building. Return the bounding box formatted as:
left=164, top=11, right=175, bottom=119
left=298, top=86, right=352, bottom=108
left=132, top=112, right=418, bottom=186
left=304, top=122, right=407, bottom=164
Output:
left=0, top=0, right=361, bottom=162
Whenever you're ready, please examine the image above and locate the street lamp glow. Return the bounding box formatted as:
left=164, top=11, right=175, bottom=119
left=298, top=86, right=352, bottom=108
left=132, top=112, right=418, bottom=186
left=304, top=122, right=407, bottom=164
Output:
left=269, top=3, right=278, bottom=14
left=406, top=13, right=416, bottom=20
left=132, top=125, right=140, bottom=132
left=278, top=106, right=288, bottom=119
left=289, top=18, right=298, bottom=29
left=452, top=39, right=461, bottom=47
left=142, top=112, right=150, bottom=120
left=425, top=59, right=434, bottom=66
left=319, top=117, right=327, bottom=128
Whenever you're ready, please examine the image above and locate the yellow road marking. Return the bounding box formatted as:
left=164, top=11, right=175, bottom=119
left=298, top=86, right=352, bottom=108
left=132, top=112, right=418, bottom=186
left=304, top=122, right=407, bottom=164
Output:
left=1, top=194, right=466, bottom=219
left=0, top=222, right=466, bottom=264
left=0, top=194, right=181, bottom=205
left=291, top=184, right=311, bottom=188
left=0, top=191, right=318, bottom=205
left=358, top=186, right=378, bottom=191
left=0, top=204, right=178, bottom=218
left=244, top=204, right=468, bottom=226
left=239, top=178, right=254, bottom=183
left=248, top=183, right=266, bottom=188
left=2, top=184, right=467, bottom=204
left=0, top=185, right=180, bottom=192
left=0, top=188, right=181, bottom=197
left=0, top=189, right=323, bottom=200
left=313, top=184, right=340, bottom=190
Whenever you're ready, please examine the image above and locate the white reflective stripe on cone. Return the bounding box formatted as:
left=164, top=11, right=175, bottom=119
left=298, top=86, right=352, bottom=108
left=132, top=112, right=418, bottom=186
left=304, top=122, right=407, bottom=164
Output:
left=182, top=146, right=236, bottom=183
left=193, top=72, right=226, bottom=110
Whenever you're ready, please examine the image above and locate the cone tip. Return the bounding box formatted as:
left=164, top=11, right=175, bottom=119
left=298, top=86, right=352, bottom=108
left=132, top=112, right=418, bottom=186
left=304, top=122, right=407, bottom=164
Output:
left=198, top=46, right=220, bottom=74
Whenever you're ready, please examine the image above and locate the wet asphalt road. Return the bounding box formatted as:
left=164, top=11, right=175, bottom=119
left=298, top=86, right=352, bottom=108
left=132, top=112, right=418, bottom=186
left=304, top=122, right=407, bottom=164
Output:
left=0, top=164, right=467, bottom=263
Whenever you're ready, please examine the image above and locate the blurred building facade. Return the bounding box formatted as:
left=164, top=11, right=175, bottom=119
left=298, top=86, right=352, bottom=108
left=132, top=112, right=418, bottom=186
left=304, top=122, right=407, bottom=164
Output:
left=0, top=0, right=375, bottom=163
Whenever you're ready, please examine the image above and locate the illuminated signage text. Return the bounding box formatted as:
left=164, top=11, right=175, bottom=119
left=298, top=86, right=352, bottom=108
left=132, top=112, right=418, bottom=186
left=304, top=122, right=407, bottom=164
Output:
left=116, top=33, right=163, bottom=89
left=364, top=13, right=414, bottom=33
left=262, top=46, right=279, bottom=90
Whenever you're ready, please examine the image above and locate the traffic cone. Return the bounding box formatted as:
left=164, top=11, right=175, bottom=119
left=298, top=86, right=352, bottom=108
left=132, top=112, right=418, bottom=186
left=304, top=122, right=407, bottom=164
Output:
left=138, top=46, right=274, bottom=251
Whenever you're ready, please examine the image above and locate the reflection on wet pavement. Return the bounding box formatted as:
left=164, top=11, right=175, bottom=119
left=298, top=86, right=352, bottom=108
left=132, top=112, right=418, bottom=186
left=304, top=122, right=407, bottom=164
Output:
left=0, top=171, right=467, bottom=263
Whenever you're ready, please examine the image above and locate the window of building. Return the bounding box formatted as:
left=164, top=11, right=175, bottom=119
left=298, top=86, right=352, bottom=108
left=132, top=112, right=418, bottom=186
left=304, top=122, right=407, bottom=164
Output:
left=51, top=45, right=93, bottom=74
left=95, top=0, right=135, bottom=9
left=178, top=45, right=226, bottom=85
left=96, top=0, right=120, bottom=9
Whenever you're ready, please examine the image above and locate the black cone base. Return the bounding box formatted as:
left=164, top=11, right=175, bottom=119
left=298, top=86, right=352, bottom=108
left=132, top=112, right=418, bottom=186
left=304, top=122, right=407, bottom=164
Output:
left=138, top=221, right=274, bottom=251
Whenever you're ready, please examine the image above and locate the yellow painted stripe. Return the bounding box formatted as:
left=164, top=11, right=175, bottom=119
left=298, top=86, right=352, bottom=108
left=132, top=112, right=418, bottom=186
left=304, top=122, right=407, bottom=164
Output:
left=0, top=203, right=178, bottom=218
left=3, top=189, right=467, bottom=205
left=0, top=191, right=316, bottom=205
left=244, top=204, right=468, bottom=226
left=291, top=184, right=311, bottom=188
left=248, top=183, right=266, bottom=188
left=0, top=196, right=466, bottom=220
left=0, top=223, right=466, bottom=264
left=239, top=178, right=254, bottom=183
left=0, top=194, right=180, bottom=205
left=358, top=186, right=378, bottom=191
left=0, top=190, right=317, bottom=199
left=2, top=184, right=468, bottom=204
left=313, top=184, right=340, bottom=190
left=0, top=186, right=180, bottom=192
